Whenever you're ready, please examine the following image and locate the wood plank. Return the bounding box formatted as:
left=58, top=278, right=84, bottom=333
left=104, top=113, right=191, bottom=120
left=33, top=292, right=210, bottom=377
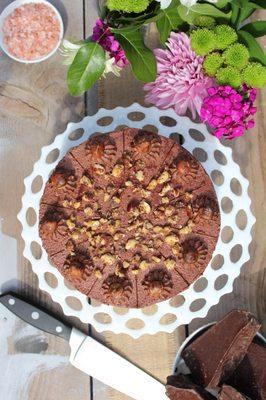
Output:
left=0, top=1, right=91, bottom=398
left=188, top=10, right=266, bottom=336
left=81, top=10, right=187, bottom=398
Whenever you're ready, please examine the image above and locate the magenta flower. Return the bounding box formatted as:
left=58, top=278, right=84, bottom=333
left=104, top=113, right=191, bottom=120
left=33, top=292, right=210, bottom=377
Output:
left=143, top=32, right=214, bottom=119
left=92, top=19, right=127, bottom=67
left=200, top=85, right=257, bottom=140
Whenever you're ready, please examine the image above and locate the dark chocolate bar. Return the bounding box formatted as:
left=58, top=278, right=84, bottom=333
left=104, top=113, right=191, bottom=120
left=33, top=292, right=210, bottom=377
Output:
left=218, top=385, right=248, bottom=400
left=166, top=374, right=215, bottom=400
left=181, top=310, right=260, bottom=389
left=227, top=342, right=266, bottom=400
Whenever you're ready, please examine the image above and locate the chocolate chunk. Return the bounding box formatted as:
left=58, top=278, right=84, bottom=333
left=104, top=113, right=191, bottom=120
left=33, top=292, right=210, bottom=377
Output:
left=218, top=385, right=248, bottom=400
left=166, top=374, right=215, bottom=400
left=227, top=342, right=266, bottom=400
left=182, top=310, right=261, bottom=389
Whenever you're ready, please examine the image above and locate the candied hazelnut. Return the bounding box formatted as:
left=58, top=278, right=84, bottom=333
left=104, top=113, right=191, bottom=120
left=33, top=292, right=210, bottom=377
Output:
left=180, top=238, right=208, bottom=266
left=139, top=200, right=151, bottom=214
left=102, top=275, right=132, bottom=301
left=95, top=269, right=103, bottom=279
left=80, top=175, right=92, bottom=187
left=125, top=239, right=137, bottom=250
left=165, top=235, right=178, bottom=246
left=157, top=171, right=170, bottom=184
left=84, top=207, right=93, bottom=216
left=165, top=259, right=175, bottom=270
left=142, top=268, right=172, bottom=299
left=112, top=164, right=123, bottom=177
left=86, top=136, right=117, bottom=163
left=41, top=220, right=58, bottom=237
left=93, top=163, right=105, bottom=175
left=66, top=219, right=75, bottom=230
left=51, top=173, right=66, bottom=188
left=101, top=253, right=116, bottom=265
left=136, top=170, right=144, bottom=182
left=147, top=179, right=157, bottom=190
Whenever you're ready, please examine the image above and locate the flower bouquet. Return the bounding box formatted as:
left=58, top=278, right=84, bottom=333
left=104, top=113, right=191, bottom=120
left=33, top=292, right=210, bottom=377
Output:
left=61, top=0, right=266, bottom=140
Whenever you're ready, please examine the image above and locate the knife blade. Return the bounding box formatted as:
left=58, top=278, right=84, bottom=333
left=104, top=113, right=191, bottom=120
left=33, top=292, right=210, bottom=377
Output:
left=0, top=292, right=168, bottom=400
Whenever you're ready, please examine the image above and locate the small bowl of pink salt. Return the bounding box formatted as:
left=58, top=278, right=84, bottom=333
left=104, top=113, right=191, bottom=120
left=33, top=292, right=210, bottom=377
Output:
left=0, top=0, right=64, bottom=63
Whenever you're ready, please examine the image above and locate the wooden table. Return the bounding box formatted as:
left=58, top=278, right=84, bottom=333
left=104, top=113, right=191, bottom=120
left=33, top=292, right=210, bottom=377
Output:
left=0, top=1, right=265, bottom=399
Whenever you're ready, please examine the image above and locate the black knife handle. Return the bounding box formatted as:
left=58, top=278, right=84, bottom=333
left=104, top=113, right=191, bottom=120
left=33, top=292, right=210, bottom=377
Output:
left=0, top=292, right=72, bottom=341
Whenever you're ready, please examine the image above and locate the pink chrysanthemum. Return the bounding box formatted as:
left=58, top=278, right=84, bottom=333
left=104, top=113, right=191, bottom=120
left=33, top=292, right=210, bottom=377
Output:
left=200, top=85, right=257, bottom=140
left=144, top=32, right=214, bottom=119
left=92, top=19, right=127, bottom=67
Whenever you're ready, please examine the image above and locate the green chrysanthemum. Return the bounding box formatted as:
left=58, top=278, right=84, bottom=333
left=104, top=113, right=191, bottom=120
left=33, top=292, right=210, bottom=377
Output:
left=215, top=25, right=237, bottom=50
left=203, top=53, right=224, bottom=77
left=243, top=62, right=266, bottom=88
left=107, top=0, right=150, bottom=13
left=224, top=44, right=249, bottom=70
left=193, top=16, right=216, bottom=28
left=216, top=66, right=242, bottom=88
left=190, top=29, right=216, bottom=56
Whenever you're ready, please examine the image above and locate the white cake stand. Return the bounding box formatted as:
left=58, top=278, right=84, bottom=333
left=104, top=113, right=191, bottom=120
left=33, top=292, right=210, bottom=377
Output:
left=17, top=104, right=255, bottom=338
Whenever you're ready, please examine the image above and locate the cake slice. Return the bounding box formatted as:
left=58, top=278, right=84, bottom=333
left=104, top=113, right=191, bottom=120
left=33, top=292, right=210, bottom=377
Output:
left=166, top=146, right=208, bottom=192
left=174, top=234, right=216, bottom=284
left=88, top=265, right=138, bottom=308
left=70, top=131, right=125, bottom=189
left=41, top=152, right=86, bottom=210
left=39, top=204, right=88, bottom=256
left=218, top=385, right=248, bottom=400
left=227, top=342, right=266, bottom=400
left=123, top=128, right=175, bottom=187
left=50, top=242, right=100, bottom=296
left=181, top=310, right=260, bottom=389
left=137, top=265, right=188, bottom=308
left=166, top=374, right=215, bottom=400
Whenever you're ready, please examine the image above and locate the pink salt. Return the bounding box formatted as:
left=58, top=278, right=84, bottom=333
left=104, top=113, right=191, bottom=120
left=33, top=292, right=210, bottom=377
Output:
left=3, top=3, right=61, bottom=61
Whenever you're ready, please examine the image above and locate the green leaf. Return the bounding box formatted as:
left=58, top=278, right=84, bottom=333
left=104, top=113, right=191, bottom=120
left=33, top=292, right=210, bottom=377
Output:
left=238, top=2, right=259, bottom=23
left=238, top=30, right=266, bottom=65
left=67, top=42, right=105, bottom=96
left=250, top=0, right=266, bottom=8
left=215, top=0, right=230, bottom=8
left=241, top=21, right=266, bottom=37
left=115, top=30, right=157, bottom=82
left=230, top=2, right=240, bottom=25
left=178, top=3, right=231, bottom=24
left=156, top=7, right=183, bottom=43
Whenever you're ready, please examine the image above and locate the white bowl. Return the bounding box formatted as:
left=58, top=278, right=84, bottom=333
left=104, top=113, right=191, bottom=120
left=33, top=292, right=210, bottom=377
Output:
left=0, top=0, right=64, bottom=63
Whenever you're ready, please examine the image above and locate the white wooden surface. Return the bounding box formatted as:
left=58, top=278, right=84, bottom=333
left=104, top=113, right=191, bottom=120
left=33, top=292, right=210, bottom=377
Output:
left=0, top=1, right=265, bottom=399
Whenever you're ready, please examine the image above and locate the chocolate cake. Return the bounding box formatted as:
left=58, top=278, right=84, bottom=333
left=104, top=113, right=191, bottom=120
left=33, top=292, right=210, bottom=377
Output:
left=39, top=129, right=220, bottom=308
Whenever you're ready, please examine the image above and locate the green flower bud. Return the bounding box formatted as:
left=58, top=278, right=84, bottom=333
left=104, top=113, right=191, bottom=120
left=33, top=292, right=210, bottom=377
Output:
left=190, top=28, right=216, bottom=56
left=203, top=53, right=224, bottom=77
left=193, top=16, right=216, bottom=28
left=216, top=66, right=242, bottom=88
left=215, top=25, right=237, bottom=50
left=224, top=43, right=249, bottom=70
left=243, top=62, right=266, bottom=88
left=107, top=0, right=150, bottom=13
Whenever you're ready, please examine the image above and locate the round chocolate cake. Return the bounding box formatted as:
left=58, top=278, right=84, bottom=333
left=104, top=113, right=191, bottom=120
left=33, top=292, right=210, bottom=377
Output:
left=39, top=129, right=220, bottom=308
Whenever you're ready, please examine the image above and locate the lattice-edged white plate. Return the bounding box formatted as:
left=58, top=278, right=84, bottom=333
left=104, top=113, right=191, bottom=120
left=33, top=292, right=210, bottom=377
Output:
left=18, top=104, right=255, bottom=338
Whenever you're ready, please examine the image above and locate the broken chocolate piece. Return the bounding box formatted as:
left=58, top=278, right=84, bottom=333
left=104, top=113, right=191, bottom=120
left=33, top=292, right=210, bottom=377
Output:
left=166, top=374, right=215, bottom=400
left=182, top=310, right=260, bottom=389
left=227, top=342, right=266, bottom=400
left=218, top=385, right=248, bottom=400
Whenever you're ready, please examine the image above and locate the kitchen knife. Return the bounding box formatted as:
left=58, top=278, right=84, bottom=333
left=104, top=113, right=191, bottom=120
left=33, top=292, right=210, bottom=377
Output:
left=0, top=292, right=168, bottom=400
